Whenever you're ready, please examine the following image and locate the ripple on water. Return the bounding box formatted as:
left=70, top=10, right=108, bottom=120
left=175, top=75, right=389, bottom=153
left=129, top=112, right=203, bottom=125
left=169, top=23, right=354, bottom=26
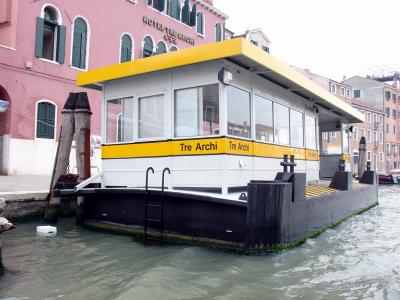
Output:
left=1, top=186, right=400, bottom=299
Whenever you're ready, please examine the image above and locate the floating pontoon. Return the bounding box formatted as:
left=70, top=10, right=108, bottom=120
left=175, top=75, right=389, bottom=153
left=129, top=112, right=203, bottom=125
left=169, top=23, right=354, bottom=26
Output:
left=58, top=38, right=377, bottom=253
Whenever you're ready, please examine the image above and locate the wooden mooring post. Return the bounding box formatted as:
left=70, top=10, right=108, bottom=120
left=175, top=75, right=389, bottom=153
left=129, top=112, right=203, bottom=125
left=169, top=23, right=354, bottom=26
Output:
left=45, top=92, right=92, bottom=223
left=74, top=93, right=92, bottom=224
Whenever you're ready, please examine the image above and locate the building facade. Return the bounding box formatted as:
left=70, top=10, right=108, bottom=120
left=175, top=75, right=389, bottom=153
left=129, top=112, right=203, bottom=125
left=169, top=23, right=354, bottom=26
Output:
left=0, top=0, right=227, bottom=175
left=296, top=69, right=386, bottom=173
left=344, top=76, right=400, bottom=171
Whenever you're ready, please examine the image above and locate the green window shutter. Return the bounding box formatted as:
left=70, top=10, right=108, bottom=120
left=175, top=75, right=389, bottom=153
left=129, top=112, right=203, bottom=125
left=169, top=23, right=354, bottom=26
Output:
left=120, top=35, right=132, bottom=63
left=190, top=4, right=197, bottom=27
left=216, top=23, right=222, bottom=42
left=72, top=29, right=82, bottom=67
left=37, top=102, right=55, bottom=139
left=56, top=25, right=66, bottom=64
left=169, top=0, right=180, bottom=20
left=35, top=17, right=45, bottom=58
left=72, top=18, right=88, bottom=69
left=181, top=0, right=190, bottom=25
left=156, top=0, right=165, bottom=11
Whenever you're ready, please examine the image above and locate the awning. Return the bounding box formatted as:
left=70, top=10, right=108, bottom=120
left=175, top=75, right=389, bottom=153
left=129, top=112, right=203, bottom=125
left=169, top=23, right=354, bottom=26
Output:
left=77, top=38, right=364, bottom=123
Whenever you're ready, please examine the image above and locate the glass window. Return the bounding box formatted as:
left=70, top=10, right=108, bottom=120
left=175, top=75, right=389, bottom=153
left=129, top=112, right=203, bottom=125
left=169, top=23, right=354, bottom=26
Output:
left=274, top=103, right=289, bottom=144
left=143, top=36, right=153, bottom=58
left=120, top=34, right=133, bottom=63
left=139, top=95, right=164, bottom=139
left=155, top=41, right=167, bottom=55
left=196, top=12, right=204, bottom=35
left=36, top=102, right=55, bottom=139
left=170, top=46, right=178, bottom=52
left=175, top=84, right=219, bottom=137
left=227, top=86, right=251, bottom=138
left=106, top=98, right=134, bottom=143
left=290, top=109, right=304, bottom=147
left=305, top=115, right=317, bottom=149
left=215, top=23, right=222, bottom=42
left=167, top=0, right=181, bottom=20
left=72, top=18, right=88, bottom=69
left=254, top=95, right=273, bottom=142
left=35, top=5, right=65, bottom=63
left=354, top=90, right=361, bottom=98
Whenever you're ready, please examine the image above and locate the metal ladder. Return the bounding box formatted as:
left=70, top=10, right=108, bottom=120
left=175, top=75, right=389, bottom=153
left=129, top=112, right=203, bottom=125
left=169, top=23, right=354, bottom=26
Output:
left=144, top=167, right=170, bottom=245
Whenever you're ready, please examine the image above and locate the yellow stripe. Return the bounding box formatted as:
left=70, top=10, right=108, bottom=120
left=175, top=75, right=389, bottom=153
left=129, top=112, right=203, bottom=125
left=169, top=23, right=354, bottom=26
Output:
left=102, top=137, right=319, bottom=161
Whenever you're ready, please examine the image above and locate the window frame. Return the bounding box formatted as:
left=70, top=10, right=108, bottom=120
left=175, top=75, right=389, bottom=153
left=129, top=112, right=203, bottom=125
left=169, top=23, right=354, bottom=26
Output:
left=105, top=97, right=135, bottom=145
left=226, top=84, right=252, bottom=141
left=142, top=35, right=155, bottom=58
left=35, top=100, right=57, bottom=141
left=173, top=83, right=221, bottom=139
left=155, top=40, right=168, bottom=55
left=304, top=114, right=317, bottom=150
left=290, top=108, right=305, bottom=148
left=253, top=93, right=274, bottom=144
left=137, top=93, right=166, bottom=141
left=119, top=32, right=134, bottom=63
left=196, top=11, right=205, bottom=37
left=70, top=15, right=90, bottom=71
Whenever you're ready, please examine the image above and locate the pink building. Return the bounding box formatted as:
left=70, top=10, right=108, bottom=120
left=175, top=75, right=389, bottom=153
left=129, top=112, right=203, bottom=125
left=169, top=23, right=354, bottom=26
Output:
left=0, top=0, right=227, bottom=175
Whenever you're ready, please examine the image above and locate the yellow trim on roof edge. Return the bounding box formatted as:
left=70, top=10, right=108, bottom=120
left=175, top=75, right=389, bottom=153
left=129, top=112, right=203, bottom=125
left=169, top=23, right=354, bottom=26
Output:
left=76, top=38, right=244, bottom=87
left=76, top=38, right=364, bottom=123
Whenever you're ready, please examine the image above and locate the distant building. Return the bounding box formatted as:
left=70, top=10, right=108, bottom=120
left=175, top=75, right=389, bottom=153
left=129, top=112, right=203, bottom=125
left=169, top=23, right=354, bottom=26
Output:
left=235, top=28, right=271, bottom=53
left=344, top=76, right=399, bottom=171
left=0, top=0, right=227, bottom=175
left=296, top=69, right=385, bottom=173
left=225, top=28, right=271, bottom=53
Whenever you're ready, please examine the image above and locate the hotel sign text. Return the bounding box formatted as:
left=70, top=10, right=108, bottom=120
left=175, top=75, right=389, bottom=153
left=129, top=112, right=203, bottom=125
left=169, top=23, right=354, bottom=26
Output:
left=143, top=16, right=195, bottom=45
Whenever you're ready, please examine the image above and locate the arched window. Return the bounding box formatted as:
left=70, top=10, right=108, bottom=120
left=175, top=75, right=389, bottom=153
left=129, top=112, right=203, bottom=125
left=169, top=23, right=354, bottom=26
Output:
left=143, top=36, right=154, bottom=58
left=35, top=5, right=65, bottom=63
left=120, top=34, right=133, bottom=63
left=155, top=41, right=167, bottom=55
left=36, top=101, right=56, bottom=139
left=72, top=17, right=88, bottom=69
left=167, top=0, right=181, bottom=20
left=181, top=0, right=190, bottom=25
left=196, top=12, right=204, bottom=35
left=170, top=45, right=178, bottom=52
left=215, top=23, right=222, bottom=42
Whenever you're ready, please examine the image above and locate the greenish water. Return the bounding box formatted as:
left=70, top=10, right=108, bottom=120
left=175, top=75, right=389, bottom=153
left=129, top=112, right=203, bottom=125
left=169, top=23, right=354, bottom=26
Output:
left=1, top=186, right=400, bottom=300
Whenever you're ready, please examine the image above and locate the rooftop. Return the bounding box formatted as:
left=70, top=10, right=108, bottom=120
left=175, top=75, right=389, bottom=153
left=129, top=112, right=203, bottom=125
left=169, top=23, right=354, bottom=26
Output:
left=77, top=38, right=364, bottom=123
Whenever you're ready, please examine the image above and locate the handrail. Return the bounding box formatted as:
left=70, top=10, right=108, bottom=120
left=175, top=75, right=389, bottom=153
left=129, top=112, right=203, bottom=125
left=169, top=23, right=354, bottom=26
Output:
left=146, top=167, right=155, bottom=192
left=74, top=172, right=103, bottom=192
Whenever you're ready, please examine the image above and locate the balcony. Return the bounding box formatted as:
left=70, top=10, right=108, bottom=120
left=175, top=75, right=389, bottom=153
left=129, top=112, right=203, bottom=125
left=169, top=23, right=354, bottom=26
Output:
left=374, top=122, right=379, bottom=129
left=374, top=141, right=379, bottom=148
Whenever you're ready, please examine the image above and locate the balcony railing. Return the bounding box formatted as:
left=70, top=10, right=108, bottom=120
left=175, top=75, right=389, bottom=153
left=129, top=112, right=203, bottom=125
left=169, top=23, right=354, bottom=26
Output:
left=374, top=141, right=379, bottom=148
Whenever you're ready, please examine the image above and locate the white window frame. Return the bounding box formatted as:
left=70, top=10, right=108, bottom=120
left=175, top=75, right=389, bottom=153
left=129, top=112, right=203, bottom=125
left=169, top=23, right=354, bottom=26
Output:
left=119, top=32, right=134, bottom=63
left=142, top=34, right=155, bottom=58
left=137, top=93, right=166, bottom=141
left=34, top=99, right=58, bottom=141
left=70, top=15, right=91, bottom=71
left=330, top=83, right=337, bottom=94
left=340, top=87, right=345, bottom=97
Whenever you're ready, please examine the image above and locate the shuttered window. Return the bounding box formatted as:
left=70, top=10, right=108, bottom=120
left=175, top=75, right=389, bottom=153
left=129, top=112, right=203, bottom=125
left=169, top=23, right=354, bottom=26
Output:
left=72, top=18, right=88, bottom=69
left=168, top=0, right=181, bottom=20
left=155, top=41, right=167, bottom=55
left=216, top=23, right=222, bottom=42
left=120, top=34, right=133, bottom=63
left=143, top=36, right=154, bottom=58
left=196, top=12, right=204, bottom=35
left=34, top=6, right=65, bottom=64
left=181, top=0, right=190, bottom=25
left=36, top=102, right=56, bottom=139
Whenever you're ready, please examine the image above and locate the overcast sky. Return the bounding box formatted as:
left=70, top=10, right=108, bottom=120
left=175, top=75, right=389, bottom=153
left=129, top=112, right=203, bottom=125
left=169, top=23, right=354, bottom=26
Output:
left=214, top=0, right=400, bottom=81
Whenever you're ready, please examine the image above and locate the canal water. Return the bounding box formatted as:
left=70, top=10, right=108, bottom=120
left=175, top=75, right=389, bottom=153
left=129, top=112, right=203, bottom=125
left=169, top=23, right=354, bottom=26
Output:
left=0, top=186, right=399, bottom=300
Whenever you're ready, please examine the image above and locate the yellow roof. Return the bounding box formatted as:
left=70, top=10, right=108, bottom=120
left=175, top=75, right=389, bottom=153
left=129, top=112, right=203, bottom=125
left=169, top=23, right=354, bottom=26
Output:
left=77, top=38, right=364, bottom=123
